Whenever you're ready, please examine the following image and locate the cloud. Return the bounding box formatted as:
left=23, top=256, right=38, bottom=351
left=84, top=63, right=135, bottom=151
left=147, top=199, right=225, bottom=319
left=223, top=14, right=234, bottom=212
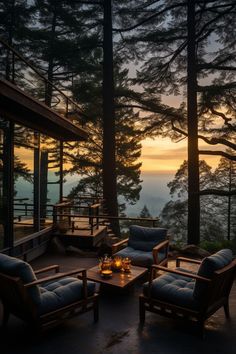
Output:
left=142, top=146, right=187, bottom=160
left=142, top=155, right=184, bottom=160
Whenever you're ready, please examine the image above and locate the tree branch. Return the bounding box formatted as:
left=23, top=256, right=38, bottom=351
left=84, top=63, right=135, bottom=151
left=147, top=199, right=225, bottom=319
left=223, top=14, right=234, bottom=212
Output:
left=171, top=122, right=187, bottom=136
left=200, top=189, right=236, bottom=196
left=171, top=123, right=236, bottom=152
left=198, top=135, right=236, bottom=151
left=209, top=108, right=232, bottom=124
left=113, top=2, right=186, bottom=33
left=198, top=64, right=236, bottom=71
left=198, top=82, right=236, bottom=91
left=196, top=4, right=236, bottom=41
left=199, top=150, right=236, bottom=161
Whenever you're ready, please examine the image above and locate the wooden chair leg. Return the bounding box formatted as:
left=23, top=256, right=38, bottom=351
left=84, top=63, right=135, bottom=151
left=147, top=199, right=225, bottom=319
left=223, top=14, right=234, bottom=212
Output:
left=139, top=297, right=146, bottom=324
left=224, top=300, right=230, bottom=319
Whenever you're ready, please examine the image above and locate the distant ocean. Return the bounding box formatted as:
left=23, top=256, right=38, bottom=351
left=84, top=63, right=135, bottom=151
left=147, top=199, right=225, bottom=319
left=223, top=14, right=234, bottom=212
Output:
left=15, top=171, right=174, bottom=218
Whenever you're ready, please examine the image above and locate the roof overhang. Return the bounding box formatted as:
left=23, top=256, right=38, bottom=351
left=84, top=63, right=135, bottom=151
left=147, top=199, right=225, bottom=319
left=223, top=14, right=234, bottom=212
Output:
left=0, top=79, right=88, bottom=141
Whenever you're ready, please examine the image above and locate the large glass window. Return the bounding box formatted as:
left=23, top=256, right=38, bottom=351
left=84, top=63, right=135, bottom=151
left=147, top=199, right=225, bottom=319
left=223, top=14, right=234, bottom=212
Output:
left=40, top=135, right=60, bottom=226
left=14, top=125, right=36, bottom=241
left=0, top=118, right=12, bottom=250
left=0, top=120, right=63, bottom=247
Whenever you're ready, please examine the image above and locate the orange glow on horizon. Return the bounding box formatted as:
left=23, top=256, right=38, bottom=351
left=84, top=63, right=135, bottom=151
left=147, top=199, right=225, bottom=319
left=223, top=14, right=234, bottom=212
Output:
left=15, top=137, right=222, bottom=175
left=140, top=137, right=221, bottom=173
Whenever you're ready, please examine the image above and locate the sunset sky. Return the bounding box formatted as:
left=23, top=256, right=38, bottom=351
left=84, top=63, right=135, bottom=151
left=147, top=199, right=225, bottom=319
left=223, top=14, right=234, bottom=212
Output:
left=138, top=89, right=222, bottom=174
left=15, top=137, right=221, bottom=174
left=140, top=137, right=221, bottom=173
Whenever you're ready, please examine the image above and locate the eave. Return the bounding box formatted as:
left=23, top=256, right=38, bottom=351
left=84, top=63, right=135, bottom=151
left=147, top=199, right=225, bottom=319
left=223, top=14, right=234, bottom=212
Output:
left=0, top=79, right=88, bottom=141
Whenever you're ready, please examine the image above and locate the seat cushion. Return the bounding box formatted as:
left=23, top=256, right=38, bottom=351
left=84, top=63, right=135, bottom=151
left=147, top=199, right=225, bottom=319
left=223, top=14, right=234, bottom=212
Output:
left=194, top=249, right=233, bottom=300
left=143, top=268, right=200, bottom=310
left=115, top=246, right=165, bottom=267
left=128, top=225, right=167, bottom=252
left=39, top=277, right=96, bottom=315
left=0, top=253, right=41, bottom=304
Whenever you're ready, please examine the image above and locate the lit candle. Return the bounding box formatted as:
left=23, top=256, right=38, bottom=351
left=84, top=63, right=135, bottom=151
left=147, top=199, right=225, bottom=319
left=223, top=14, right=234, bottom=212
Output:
left=102, top=270, right=112, bottom=274
left=112, top=257, right=123, bottom=271
left=115, top=259, right=122, bottom=267
left=101, top=269, right=112, bottom=278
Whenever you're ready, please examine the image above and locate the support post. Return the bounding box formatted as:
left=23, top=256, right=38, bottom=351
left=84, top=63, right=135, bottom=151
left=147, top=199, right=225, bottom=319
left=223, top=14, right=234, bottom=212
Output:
left=187, top=0, right=200, bottom=245
left=102, top=0, right=120, bottom=236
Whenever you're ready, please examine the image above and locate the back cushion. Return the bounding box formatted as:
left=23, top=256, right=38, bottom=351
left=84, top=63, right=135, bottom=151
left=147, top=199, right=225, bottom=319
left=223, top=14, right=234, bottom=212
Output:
left=193, top=249, right=233, bottom=300
left=0, top=253, right=41, bottom=304
left=128, top=225, right=167, bottom=252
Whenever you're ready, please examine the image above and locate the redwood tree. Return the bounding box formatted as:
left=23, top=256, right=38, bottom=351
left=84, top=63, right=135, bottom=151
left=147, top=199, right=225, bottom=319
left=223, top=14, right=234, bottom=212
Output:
left=187, top=0, right=200, bottom=244
left=102, top=0, right=119, bottom=234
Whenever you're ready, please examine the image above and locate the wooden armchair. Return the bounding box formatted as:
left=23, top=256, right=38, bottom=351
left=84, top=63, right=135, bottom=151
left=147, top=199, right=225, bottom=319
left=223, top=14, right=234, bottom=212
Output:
left=139, top=249, right=236, bottom=336
left=0, top=254, right=99, bottom=331
left=112, top=225, right=169, bottom=268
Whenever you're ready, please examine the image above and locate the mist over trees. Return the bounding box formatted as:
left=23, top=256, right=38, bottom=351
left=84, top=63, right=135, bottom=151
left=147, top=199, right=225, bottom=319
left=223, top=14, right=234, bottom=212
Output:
left=0, top=0, right=235, bottom=244
left=160, top=158, right=236, bottom=243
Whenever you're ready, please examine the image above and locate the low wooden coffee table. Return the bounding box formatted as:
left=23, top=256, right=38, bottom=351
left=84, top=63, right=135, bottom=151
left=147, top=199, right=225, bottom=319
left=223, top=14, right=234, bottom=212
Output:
left=87, top=265, right=148, bottom=289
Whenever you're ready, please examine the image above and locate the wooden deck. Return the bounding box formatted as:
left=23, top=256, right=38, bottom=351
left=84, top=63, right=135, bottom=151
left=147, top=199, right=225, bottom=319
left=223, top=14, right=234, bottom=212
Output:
left=56, top=225, right=107, bottom=249
left=1, top=252, right=236, bottom=354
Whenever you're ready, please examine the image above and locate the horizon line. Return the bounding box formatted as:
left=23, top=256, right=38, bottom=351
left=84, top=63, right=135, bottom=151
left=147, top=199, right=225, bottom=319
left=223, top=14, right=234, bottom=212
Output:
left=141, top=170, right=176, bottom=175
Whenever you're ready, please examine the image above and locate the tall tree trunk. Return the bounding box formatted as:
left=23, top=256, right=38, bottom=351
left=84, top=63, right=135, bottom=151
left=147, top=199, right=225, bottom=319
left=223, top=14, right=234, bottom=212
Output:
left=102, top=0, right=120, bottom=235
left=227, top=161, right=232, bottom=240
left=5, top=0, right=16, bottom=81
left=187, top=0, right=200, bottom=244
left=45, top=7, right=57, bottom=107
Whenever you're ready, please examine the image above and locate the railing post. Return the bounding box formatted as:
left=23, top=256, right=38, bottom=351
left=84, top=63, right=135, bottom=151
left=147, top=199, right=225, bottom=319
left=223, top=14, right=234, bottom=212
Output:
left=68, top=203, right=72, bottom=228
left=25, top=203, right=28, bottom=216
left=53, top=205, right=57, bottom=228
left=89, top=205, right=95, bottom=235
left=96, top=205, right=99, bottom=229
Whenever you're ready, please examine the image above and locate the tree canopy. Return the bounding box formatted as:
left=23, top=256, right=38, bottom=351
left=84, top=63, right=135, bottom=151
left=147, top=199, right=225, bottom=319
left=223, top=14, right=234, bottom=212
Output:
left=0, top=0, right=235, bottom=244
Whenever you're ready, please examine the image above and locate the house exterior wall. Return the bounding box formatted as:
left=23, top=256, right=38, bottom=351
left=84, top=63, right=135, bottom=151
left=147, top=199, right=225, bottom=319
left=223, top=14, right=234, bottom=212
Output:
left=0, top=117, right=62, bottom=259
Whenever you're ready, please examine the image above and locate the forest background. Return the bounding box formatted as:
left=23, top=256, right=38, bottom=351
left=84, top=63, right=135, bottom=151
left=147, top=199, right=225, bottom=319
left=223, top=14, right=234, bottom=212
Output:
left=0, top=0, right=235, bottom=246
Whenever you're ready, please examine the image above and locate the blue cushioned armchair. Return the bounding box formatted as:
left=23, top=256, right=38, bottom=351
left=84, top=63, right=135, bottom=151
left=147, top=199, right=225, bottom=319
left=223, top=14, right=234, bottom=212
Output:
left=112, top=225, right=169, bottom=268
left=140, top=249, right=236, bottom=336
left=0, top=253, right=99, bottom=330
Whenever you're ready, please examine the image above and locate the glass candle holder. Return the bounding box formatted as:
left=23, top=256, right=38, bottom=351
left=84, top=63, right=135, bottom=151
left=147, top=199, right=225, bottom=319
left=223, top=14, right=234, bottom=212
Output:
left=112, top=256, right=123, bottom=272
left=100, top=255, right=113, bottom=277
left=122, top=258, right=131, bottom=273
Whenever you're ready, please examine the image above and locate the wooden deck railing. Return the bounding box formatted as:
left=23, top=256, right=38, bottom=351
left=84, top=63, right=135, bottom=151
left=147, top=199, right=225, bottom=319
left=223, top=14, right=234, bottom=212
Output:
left=52, top=199, right=159, bottom=237
left=13, top=199, right=160, bottom=237
left=52, top=200, right=101, bottom=235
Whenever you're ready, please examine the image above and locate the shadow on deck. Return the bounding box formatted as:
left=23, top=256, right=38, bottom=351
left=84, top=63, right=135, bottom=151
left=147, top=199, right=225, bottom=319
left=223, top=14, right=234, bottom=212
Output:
left=1, top=251, right=236, bottom=354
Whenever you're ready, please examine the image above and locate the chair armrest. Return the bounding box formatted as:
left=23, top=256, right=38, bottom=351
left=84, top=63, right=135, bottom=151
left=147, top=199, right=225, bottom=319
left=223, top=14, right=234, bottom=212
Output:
left=25, top=268, right=87, bottom=288
left=112, top=238, right=129, bottom=254
left=153, top=239, right=169, bottom=264
left=176, top=257, right=202, bottom=267
left=151, top=265, right=211, bottom=283
left=34, top=265, right=60, bottom=275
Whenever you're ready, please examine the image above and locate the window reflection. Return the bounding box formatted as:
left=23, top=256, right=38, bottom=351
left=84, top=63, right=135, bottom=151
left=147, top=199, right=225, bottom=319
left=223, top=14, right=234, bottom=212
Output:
left=14, top=125, right=35, bottom=240
left=40, top=135, right=60, bottom=226
left=0, top=122, right=63, bottom=244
